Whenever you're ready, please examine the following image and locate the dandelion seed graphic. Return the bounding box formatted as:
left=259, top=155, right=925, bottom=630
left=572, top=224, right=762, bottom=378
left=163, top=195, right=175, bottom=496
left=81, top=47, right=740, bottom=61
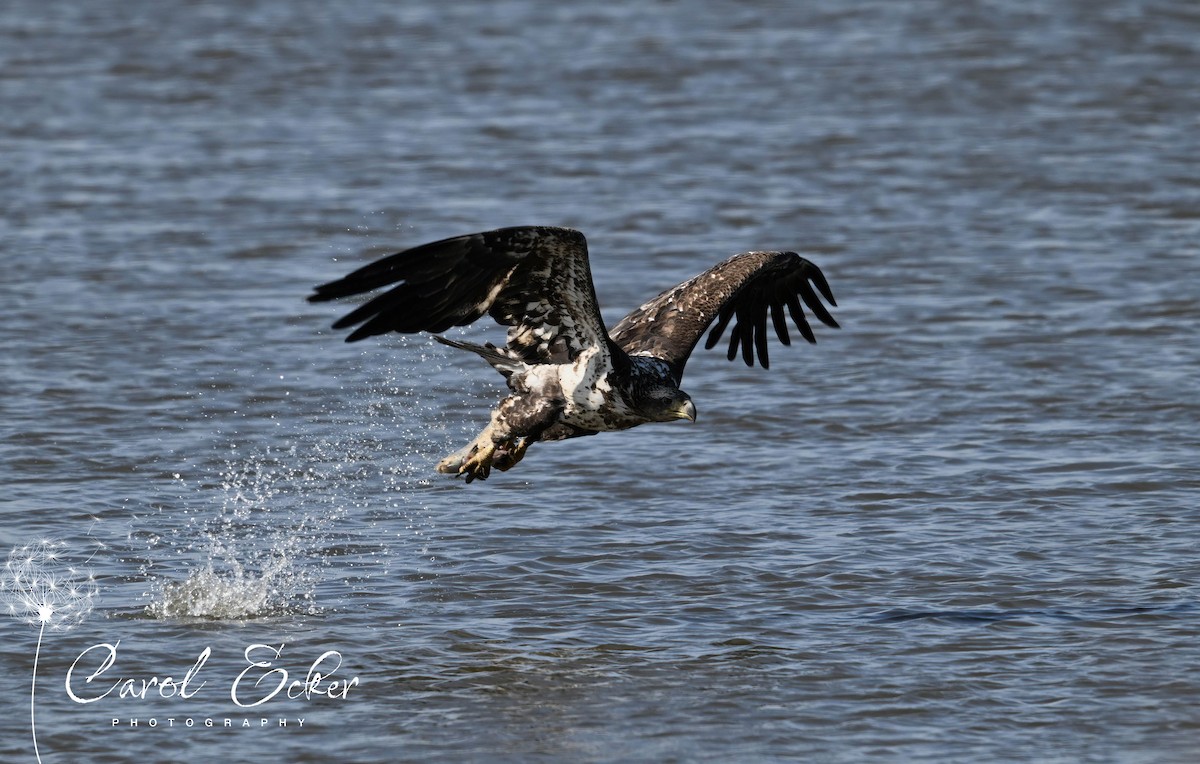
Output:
left=2, top=540, right=98, bottom=764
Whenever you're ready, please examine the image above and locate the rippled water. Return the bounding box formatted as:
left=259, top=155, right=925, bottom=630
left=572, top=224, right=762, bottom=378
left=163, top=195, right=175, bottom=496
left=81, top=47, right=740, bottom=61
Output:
left=3, top=1, right=1199, bottom=761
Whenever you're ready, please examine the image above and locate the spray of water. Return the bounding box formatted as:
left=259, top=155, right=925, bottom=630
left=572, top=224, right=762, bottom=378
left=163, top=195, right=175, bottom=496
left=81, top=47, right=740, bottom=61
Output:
left=142, top=335, right=480, bottom=621
left=144, top=445, right=330, bottom=620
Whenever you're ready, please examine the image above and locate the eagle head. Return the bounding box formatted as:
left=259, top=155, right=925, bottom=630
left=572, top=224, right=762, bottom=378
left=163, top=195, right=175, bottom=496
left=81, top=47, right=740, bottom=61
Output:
left=641, top=388, right=697, bottom=424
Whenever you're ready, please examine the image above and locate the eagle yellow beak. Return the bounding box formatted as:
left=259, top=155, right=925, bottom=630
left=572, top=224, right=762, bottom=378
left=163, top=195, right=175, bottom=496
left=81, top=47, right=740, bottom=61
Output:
left=673, top=400, right=697, bottom=422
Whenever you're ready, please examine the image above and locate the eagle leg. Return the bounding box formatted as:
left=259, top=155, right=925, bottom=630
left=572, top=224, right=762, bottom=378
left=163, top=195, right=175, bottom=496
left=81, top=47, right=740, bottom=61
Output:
left=436, top=393, right=561, bottom=482
left=493, top=437, right=531, bottom=472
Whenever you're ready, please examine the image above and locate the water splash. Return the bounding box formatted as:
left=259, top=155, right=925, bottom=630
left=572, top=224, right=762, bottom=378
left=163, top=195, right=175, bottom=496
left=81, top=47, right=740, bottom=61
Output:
left=146, top=550, right=314, bottom=620
left=143, top=446, right=330, bottom=621
left=141, top=335, right=477, bottom=621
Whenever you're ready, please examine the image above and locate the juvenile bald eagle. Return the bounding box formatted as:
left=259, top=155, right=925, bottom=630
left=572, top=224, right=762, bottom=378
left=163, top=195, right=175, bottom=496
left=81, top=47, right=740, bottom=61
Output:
left=309, top=226, right=838, bottom=482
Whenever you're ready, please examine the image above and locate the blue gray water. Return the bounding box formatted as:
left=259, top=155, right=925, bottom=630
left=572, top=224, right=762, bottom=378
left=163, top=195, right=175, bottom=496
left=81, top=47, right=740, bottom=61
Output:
left=3, top=1, right=1199, bottom=761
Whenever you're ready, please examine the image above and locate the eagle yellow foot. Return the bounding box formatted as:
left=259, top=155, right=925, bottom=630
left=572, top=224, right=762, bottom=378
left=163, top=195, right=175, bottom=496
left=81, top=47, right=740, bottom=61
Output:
left=453, top=442, right=496, bottom=483
left=493, top=437, right=530, bottom=472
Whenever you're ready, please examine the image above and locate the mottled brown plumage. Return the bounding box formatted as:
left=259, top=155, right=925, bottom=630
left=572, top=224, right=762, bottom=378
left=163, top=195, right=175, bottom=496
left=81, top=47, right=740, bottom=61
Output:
left=309, top=226, right=839, bottom=482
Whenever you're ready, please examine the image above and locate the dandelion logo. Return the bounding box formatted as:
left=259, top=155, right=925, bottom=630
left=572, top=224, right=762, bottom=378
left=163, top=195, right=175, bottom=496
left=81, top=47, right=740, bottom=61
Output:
left=2, top=540, right=99, bottom=764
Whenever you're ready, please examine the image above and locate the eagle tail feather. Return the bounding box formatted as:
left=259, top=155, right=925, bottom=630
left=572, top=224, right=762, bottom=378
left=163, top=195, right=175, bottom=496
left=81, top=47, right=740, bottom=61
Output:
left=434, top=335, right=523, bottom=377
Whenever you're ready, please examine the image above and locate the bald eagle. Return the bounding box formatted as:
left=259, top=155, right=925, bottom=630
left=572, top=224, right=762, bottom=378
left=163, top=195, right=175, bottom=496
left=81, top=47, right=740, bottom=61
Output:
left=308, top=226, right=838, bottom=482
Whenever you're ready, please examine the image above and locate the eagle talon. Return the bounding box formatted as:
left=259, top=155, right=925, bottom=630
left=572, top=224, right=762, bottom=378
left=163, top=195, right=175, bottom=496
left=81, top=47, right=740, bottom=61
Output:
left=457, top=442, right=496, bottom=483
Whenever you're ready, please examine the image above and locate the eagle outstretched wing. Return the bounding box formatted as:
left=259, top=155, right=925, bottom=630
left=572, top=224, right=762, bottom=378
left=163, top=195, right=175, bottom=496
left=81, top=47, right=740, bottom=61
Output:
left=609, top=251, right=838, bottom=381
left=308, top=226, right=622, bottom=367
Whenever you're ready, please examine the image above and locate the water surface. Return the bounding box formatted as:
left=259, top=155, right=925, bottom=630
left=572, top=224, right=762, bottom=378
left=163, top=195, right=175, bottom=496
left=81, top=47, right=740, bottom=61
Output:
left=2, top=1, right=1199, bottom=762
